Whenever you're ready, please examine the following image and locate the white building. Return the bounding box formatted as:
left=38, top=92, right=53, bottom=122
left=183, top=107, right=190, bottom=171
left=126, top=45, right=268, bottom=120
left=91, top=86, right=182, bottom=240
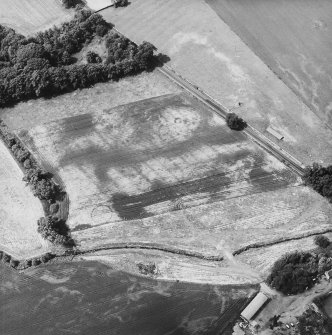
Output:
left=241, top=292, right=269, bottom=322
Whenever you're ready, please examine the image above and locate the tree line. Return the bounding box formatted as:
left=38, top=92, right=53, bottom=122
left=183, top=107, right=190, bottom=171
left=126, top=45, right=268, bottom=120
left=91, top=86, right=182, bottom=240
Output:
left=0, top=8, right=158, bottom=108
left=267, top=236, right=332, bottom=295
left=302, top=163, right=332, bottom=203
left=0, top=120, right=72, bottom=246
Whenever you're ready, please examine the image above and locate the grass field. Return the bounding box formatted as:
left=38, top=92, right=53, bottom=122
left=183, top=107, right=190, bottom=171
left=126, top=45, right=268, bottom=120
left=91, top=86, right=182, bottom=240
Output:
left=0, top=261, right=257, bottom=335
left=0, top=141, right=48, bottom=259
left=0, top=0, right=74, bottom=35
left=20, top=93, right=299, bottom=233
left=207, top=0, right=332, bottom=127
left=100, top=0, right=332, bottom=164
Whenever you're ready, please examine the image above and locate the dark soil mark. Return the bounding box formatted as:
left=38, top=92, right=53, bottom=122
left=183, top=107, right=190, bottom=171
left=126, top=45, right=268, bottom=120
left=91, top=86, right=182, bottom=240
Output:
left=110, top=172, right=231, bottom=220
left=72, top=224, right=93, bottom=232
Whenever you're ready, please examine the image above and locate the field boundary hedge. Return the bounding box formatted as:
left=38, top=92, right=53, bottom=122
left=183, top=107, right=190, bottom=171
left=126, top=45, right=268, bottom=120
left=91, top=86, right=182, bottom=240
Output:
left=0, top=249, right=55, bottom=270
left=60, top=227, right=332, bottom=260
left=0, top=120, right=72, bottom=246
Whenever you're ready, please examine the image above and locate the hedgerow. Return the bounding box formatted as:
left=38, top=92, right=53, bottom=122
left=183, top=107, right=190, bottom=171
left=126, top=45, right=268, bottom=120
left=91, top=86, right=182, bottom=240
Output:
left=226, top=112, right=247, bottom=131
left=0, top=120, right=71, bottom=246
left=302, top=163, right=332, bottom=203
left=267, top=249, right=332, bottom=295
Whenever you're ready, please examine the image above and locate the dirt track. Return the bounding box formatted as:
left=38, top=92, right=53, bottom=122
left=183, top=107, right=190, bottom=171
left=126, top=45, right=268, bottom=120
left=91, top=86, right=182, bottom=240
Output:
left=100, top=0, right=332, bottom=164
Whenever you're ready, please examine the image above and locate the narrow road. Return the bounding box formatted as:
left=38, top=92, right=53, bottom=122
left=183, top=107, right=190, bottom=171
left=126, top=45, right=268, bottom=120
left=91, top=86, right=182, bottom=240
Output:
left=157, top=64, right=306, bottom=177
left=109, top=25, right=306, bottom=176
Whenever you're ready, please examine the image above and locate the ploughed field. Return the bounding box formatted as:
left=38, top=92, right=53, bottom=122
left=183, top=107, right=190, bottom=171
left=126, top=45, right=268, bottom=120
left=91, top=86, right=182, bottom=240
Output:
left=207, top=0, right=332, bottom=127
left=0, top=0, right=73, bottom=35
left=0, top=261, right=257, bottom=335
left=20, top=93, right=298, bottom=234
left=0, top=141, right=47, bottom=259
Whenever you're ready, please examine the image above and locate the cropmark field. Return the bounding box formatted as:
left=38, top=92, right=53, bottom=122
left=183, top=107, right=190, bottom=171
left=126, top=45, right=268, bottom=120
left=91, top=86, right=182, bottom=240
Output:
left=18, top=89, right=332, bottom=261
left=0, top=0, right=74, bottom=35
left=21, top=93, right=298, bottom=229
left=101, top=0, right=332, bottom=164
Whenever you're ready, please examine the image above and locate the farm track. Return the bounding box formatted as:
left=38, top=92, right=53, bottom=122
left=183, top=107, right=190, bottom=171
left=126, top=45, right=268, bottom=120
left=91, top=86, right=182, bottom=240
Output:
left=156, top=65, right=306, bottom=177
left=108, top=24, right=306, bottom=176
left=66, top=226, right=332, bottom=262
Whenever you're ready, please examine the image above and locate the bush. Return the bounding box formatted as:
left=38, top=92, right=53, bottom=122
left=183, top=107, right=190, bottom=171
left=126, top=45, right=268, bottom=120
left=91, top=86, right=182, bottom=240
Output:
left=16, top=43, right=46, bottom=65
left=267, top=252, right=319, bottom=295
left=32, top=258, right=41, bottom=266
left=297, top=308, right=330, bottom=335
left=32, top=178, right=57, bottom=200
left=226, top=113, right=247, bottom=131
left=49, top=203, right=60, bottom=215
left=24, top=259, right=32, bottom=268
left=115, top=0, right=129, bottom=8
left=41, top=253, right=54, bottom=263
left=86, top=51, right=102, bottom=64
left=37, top=216, right=72, bottom=245
left=10, top=259, right=19, bottom=268
left=137, top=262, right=158, bottom=276
left=302, top=163, right=332, bottom=202
left=314, top=235, right=330, bottom=249
left=61, top=0, right=83, bottom=9
left=2, top=253, right=11, bottom=263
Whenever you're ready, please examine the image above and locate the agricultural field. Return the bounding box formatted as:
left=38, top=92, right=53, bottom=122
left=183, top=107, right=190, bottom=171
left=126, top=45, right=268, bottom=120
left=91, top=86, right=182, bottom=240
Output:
left=15, top=86, right=332, bottom=268
left=0, top=140, right=48, bottom=259
left=20, top=92, right=299, bottom=232
left=0, top=261, right=258, bottom=335
left=74, top=184, right=332, bottom=258
left=100, top=0, right=332, bottom=165
left=0, top=0, right=74, bottom=35
left=207, top=0, right=332, bottom=127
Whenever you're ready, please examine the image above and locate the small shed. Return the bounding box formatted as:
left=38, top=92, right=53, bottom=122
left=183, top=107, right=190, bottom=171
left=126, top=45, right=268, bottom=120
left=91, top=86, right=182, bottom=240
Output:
left=241, top=292, right=269, bottom=322
left=266, top=126, right=284, bottom=140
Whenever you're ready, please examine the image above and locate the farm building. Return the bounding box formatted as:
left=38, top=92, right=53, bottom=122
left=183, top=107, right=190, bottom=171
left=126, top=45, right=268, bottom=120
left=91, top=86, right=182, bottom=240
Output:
left=241, top=292, right=269, bottom=322
left=266, top=126, right=284, bottom=141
